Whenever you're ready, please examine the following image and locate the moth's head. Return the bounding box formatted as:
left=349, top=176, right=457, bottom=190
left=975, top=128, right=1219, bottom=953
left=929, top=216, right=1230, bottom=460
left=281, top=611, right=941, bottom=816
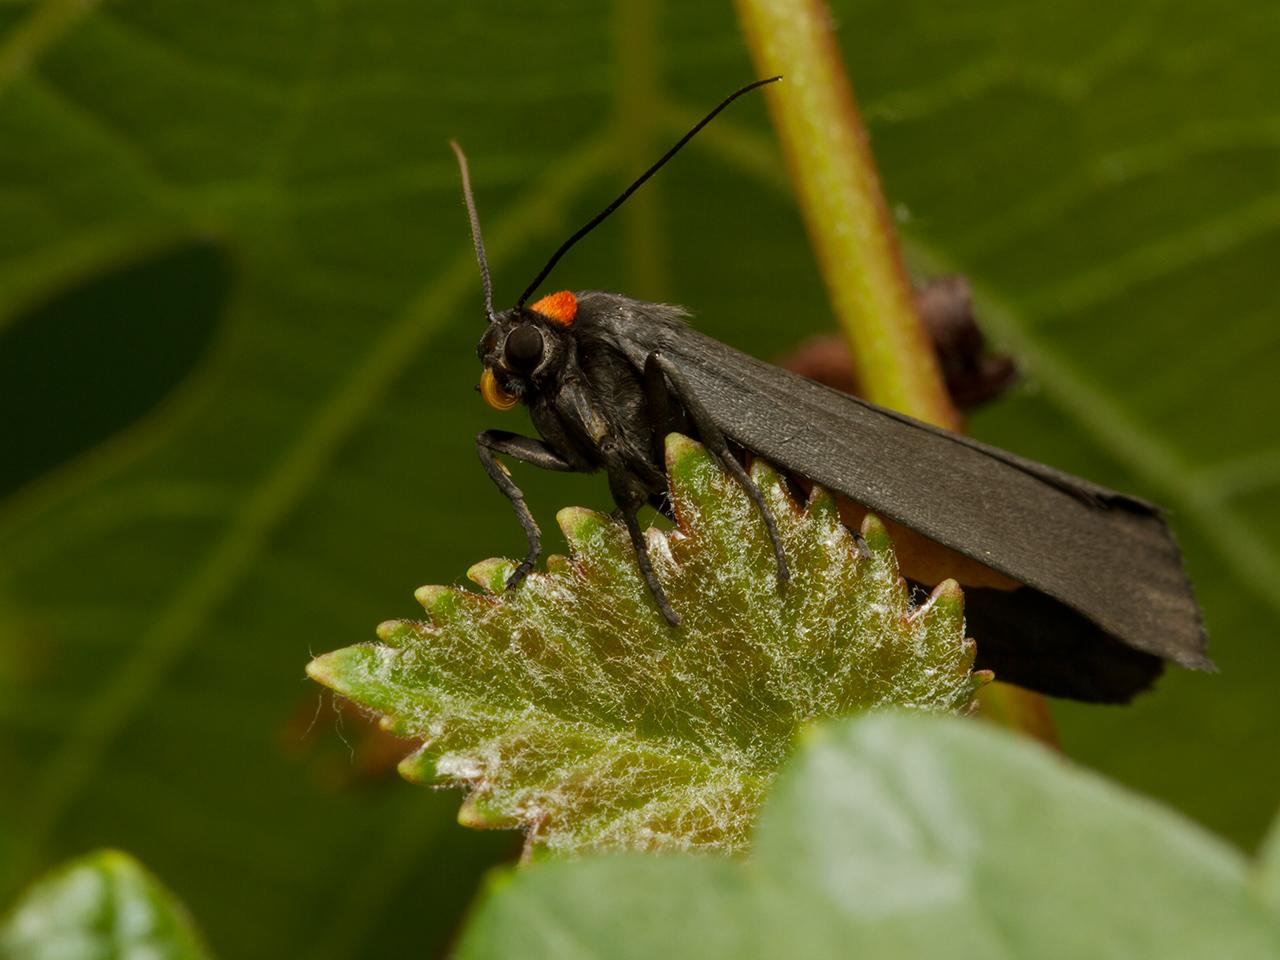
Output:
left=475, top=291, right=578, bottom=411
left=454, top=76, right=780, bottom=414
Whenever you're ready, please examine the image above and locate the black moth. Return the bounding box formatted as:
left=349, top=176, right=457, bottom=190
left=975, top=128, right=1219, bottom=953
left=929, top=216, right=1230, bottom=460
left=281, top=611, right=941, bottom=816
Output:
left=451, top=77, right=1210, bottom=703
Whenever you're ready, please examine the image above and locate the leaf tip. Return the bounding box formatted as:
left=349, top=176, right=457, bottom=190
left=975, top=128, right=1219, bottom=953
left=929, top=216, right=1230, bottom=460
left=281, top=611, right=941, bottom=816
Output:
left=557, top=505, right=612, bottom=547
left=305, top=650, right=340, bottom=686
left=416, top=583, right=468, bottom=621
left=397, top=751, right=436, bottom=785
left=468, top=558, right=515, bottom=594
left=924, top=578, right=964, bottom=618
left=663, top=431, right=701, bottom=472
left=414, top=583, right=446, bottom=606
left=860, top=514, right=893, bottom=554
left=749, top=454, right=783, bottom=489
left=806, top=483, right=838, bottom=518
left=458, top=793, right=521, bottom=830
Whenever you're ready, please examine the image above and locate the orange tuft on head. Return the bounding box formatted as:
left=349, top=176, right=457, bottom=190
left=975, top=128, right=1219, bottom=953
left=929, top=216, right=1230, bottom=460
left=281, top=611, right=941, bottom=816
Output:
left=530, top=290, right=577, bottom=327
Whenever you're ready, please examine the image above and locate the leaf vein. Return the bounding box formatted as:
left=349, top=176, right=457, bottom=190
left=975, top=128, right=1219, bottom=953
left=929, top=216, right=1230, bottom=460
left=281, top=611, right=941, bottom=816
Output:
left=5, top=133, right=615, bottom=891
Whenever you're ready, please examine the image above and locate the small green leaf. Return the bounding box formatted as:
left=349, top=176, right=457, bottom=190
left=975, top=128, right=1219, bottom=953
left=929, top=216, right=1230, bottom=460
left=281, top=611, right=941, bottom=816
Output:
left=0, top=850, right=212, bottom=960
left=308, top=435, right=987, bottom=855
left=456, top=713, right=1280, bottom=959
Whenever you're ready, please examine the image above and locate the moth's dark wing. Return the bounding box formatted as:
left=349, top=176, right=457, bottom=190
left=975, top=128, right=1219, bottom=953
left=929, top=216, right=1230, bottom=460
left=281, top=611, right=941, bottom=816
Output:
left=629, top=320, right=1210, bottom=700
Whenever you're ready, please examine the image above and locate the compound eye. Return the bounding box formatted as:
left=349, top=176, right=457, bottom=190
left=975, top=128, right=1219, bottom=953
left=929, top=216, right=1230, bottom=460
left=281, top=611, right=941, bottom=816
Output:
left=503, top=324, right=544, bottom=372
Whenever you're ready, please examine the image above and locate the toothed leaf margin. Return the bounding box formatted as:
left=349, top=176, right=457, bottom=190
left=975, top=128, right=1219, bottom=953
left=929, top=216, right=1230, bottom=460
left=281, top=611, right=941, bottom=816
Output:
left=308, top=434, right=988, bottom=855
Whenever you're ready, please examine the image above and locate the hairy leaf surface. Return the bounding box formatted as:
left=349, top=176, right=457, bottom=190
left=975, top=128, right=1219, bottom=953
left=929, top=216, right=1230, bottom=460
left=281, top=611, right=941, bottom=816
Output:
left=310, top=436, right=985, bottom=854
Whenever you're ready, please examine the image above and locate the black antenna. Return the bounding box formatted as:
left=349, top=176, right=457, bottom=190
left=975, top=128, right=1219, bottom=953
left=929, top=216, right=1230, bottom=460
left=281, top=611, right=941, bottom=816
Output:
left=516, top=75, right=782, bottom=308
left=450, top=139, right=496, bottom=323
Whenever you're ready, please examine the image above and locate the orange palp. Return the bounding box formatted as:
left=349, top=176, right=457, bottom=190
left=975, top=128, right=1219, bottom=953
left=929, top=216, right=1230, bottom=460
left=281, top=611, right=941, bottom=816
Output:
left=480, top=367, right=518, bottom=411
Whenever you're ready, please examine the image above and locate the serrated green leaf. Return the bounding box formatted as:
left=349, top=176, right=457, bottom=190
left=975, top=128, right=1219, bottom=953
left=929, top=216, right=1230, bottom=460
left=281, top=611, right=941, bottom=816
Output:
left=309, top=435, right=986, bottom=855
left=456, top=712, right=1280, bottom=960
left=0, top=849, right=213, bottom=960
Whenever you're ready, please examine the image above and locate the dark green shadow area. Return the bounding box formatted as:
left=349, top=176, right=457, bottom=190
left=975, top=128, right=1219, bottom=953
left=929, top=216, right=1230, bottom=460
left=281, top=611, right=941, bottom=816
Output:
left=0, top=10, right=28, bottom=43
left=0, top=242, right=230, bottom=498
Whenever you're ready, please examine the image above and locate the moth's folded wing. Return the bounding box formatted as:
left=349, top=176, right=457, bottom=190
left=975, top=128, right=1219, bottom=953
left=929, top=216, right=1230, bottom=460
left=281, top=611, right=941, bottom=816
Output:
left=657, top=329, right=1210, bottom=689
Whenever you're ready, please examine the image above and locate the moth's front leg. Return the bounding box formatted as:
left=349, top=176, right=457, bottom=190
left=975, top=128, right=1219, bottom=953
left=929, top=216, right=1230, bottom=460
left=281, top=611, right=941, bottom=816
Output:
left=476, top=430, right=575, bottom=590
left=606, top=460, right=681, bottom=628
left=645, top=352, right=790, bottom=588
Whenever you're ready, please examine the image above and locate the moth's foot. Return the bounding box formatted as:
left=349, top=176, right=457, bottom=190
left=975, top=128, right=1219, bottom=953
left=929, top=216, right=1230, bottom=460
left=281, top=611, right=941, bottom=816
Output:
left=658, top=599, right=683, bottom=628
left=505, top=560, right=534, bottom=591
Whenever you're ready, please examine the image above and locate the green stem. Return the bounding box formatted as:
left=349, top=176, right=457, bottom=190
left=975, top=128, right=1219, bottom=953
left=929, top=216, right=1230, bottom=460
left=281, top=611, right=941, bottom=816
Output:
left=735, top=0, right=1055, bottom=741
left=733, top=0, right=958, bottom=430
left=614, top=0, right=669, bottom=298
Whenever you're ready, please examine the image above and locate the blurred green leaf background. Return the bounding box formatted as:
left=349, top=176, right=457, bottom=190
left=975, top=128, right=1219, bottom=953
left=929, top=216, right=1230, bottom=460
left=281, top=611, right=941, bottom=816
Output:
left=1, top=1, right=1276, bottom=957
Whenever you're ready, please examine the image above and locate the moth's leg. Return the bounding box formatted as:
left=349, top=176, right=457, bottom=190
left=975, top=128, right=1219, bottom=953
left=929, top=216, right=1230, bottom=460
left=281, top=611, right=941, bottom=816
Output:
left=646, top=353, right=790, bottom=587
left=642, top=352, right=670, bottom=467
left=608, top=463, right=681, bottom=627
left=477, top=430, right=575, bottom=589
left=640, top=353, right=679, bottom=519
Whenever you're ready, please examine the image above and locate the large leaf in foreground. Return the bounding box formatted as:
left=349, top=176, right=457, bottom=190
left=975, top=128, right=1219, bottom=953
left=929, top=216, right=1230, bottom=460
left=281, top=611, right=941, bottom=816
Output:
left=1260, top=813, right=1280, bottom=914
left=458, top=712, right=1280, bottom=959
left=309, top=436, right=985, bottom=855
